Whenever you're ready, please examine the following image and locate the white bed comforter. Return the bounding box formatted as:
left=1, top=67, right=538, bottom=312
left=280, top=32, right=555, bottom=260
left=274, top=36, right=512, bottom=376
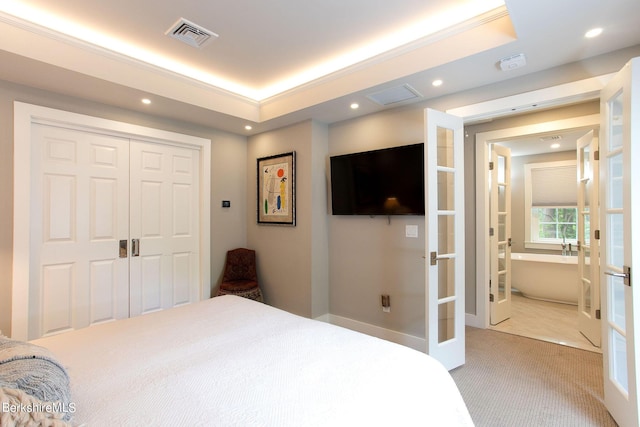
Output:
left=32, top=296, right=473, bottom=426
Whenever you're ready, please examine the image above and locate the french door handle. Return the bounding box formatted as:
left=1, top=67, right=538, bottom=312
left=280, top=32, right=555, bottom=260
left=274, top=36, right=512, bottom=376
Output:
left=132, top=239, right=140, bottom=257
left=429, top=251, right=446, bottom=266
left=605, top=266, right=631, bottom=287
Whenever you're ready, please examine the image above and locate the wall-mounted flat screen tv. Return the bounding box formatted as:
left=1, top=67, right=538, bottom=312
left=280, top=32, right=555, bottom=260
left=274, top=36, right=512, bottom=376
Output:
left=330, top=143, right=424, bottom=216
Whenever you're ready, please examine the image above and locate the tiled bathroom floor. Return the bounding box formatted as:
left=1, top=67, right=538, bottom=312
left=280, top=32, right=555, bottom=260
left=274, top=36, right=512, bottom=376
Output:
left=488, top=292, right=601, bottom=353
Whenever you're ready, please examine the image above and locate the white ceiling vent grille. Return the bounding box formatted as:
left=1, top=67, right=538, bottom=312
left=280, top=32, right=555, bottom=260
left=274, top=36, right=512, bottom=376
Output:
left=367, top=84, right=422, bottom=106
left=166, top=18, right=218, bottom=48
left=539, top=135, right=563, bottom=142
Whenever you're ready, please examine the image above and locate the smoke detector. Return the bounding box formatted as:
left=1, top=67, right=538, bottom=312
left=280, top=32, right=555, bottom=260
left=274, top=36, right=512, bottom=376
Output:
left=499, top=53, right=526, bottom=71
left=166, top=18, right=218, bottom=48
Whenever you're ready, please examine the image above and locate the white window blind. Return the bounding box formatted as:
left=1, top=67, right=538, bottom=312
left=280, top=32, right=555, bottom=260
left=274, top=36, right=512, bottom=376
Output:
left=530, top=164, right=576, bottom=206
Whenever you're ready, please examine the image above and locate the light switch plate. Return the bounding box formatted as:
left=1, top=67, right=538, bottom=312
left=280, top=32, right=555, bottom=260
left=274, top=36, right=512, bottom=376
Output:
left=406, top=225, right=418, bottom=238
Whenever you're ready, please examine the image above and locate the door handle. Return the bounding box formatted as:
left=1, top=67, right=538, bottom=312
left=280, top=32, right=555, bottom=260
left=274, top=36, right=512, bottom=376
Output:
left=119, top=240, right=128, bottom=258
left=605, top=266, right=631, bottom=287
left=132, top=239, right=140, bottom=257
left=430, top=251, right=447, bottom=266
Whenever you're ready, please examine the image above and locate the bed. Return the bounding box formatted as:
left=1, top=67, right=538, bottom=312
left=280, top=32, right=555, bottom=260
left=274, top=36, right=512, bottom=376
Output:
left=5, top=295, right=473, bottom=426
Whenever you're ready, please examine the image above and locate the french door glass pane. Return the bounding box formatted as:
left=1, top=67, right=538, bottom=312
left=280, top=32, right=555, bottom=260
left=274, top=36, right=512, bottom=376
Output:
left=498, top=245, right=506, bottom=272
left=437, top=127, right=454, bottom=168
left=610, top=275, right=626, bottom=332
left=438, top=215, right=454, bottom=253
left=437, top=171, right=455, bottom=210
left=609, top=213, right=624, bottom=268
left=583, top=246, right=592, bottom=282
left=498, top=184, right=506, bottom=212
left=612, top=328, right=629, bottom=393
left=498, top=272, right=506, bottom=302
left=438, top=301, right=455, bottom=343
left=438, top=258, right=455, bottom=299
left=583, top=213, right=591, bottom=245
left=583, top=279, right=592, bottom=311
left=609, top=154, right=623, bottom=208
left=609, top=93, right=624, bottom=150
left=497, top=155, right=506, bottom=183
left=498, top=214, right=506, bottom=241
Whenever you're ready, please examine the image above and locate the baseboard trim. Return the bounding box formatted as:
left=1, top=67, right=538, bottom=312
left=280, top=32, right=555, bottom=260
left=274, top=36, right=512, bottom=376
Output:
left=317, top=314, right=425, bottom=352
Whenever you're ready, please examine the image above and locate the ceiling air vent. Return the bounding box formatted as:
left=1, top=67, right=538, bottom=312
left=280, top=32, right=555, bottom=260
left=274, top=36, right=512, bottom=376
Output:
left=166, top=18, right=218, bottom=48
left=367, top=84, right=422, bottom=106
left=539, top=135, right=563, bottom=142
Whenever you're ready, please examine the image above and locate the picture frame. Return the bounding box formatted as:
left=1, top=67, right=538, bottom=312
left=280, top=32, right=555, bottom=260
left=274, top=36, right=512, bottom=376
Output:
left=257, top=151, right=296, bottom=225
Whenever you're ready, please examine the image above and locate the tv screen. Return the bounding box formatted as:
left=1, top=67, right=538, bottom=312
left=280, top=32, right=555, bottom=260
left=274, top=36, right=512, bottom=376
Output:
left=330, top=143, right=424, bottom=216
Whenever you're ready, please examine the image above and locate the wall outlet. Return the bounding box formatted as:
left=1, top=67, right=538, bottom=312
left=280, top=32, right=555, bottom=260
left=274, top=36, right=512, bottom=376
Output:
left=381, top=294, right=390, bottom=312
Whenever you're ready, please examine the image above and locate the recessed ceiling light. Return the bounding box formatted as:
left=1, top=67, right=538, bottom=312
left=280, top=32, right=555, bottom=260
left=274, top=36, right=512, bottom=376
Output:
left=245, top=125, right=253, bottom=131
left=585, top=27, right=603, bottom=38
left=141, top=98, right=151, bottom=105
left=432, top=79, right=443, bottom=87
left=350, top=103, right=359, bottom=110
left=550, top=143, right=561, bottom=149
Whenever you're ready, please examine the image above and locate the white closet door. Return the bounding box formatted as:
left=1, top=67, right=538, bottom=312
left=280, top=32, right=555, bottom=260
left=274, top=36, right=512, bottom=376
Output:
left=129, top=141, right=200, bottom=316
left=31, top=124, right=130, bottom=339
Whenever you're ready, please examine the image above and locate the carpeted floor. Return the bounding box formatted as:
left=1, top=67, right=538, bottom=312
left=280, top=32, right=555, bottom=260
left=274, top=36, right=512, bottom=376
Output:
left=449, top=327, right=618, bottom=427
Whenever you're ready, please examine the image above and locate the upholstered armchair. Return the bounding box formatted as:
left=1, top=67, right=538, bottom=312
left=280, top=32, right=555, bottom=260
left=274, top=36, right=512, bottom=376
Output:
left=216, top=248, right=264, bottom=302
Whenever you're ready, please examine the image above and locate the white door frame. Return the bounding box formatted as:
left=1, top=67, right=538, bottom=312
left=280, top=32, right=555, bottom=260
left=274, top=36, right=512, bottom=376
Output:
left=469, top=114, right=600, bottom=328
left=446, top=74, right=614, bottom=328
left=11, top=102, right=211, bottom=340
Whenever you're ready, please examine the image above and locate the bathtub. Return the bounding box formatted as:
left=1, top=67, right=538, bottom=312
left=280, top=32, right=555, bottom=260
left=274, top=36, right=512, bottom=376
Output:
left=510, top=253, right=579, bottom=305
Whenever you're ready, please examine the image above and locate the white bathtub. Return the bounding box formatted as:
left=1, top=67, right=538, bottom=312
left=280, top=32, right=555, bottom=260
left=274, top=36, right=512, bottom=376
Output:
left=510, top=253, right=578, bottom=305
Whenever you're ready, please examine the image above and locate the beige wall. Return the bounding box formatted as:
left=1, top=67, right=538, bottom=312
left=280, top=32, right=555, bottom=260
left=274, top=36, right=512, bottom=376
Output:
left=1, top=45, right=637, bottom=339
left=247, top=120, right=329, bottom=318
left=0, top=79, right=249, bottom=335
left=328, top=108, right=427, bottom=337
left=326, top=100, right=602, bottom=335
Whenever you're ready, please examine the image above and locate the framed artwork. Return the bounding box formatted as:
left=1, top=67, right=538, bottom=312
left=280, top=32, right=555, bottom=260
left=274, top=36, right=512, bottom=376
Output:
left=257, top=151, right=296, bottom=225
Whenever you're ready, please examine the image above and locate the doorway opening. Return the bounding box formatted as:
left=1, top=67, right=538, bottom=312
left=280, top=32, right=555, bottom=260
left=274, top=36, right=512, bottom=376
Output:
left=471, top=108, right=601, bottom=353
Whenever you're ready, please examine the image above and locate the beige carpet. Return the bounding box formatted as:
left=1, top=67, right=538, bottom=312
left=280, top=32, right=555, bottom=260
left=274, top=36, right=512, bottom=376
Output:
left=449, top=327, right=618, bottom=427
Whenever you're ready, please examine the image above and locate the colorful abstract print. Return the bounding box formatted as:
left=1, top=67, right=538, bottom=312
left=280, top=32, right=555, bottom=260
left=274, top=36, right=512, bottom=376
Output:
left=262, top=162, right=289, bottom=216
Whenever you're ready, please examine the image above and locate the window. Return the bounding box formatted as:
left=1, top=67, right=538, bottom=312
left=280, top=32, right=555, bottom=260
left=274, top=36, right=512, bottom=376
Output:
left=531, top=207, right=577, bottom=241
left=524, top=160, right=577, bottom=250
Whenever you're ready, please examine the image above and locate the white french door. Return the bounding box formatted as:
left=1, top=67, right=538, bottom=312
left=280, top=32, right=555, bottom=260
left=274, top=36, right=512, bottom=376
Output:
left=489, top=144, right=512, bottom=325
left=424, top=108, right=465, bottom=371
left=600, top=57, right=640, bottom=427
left=576, top=130, right=601, bottom=347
